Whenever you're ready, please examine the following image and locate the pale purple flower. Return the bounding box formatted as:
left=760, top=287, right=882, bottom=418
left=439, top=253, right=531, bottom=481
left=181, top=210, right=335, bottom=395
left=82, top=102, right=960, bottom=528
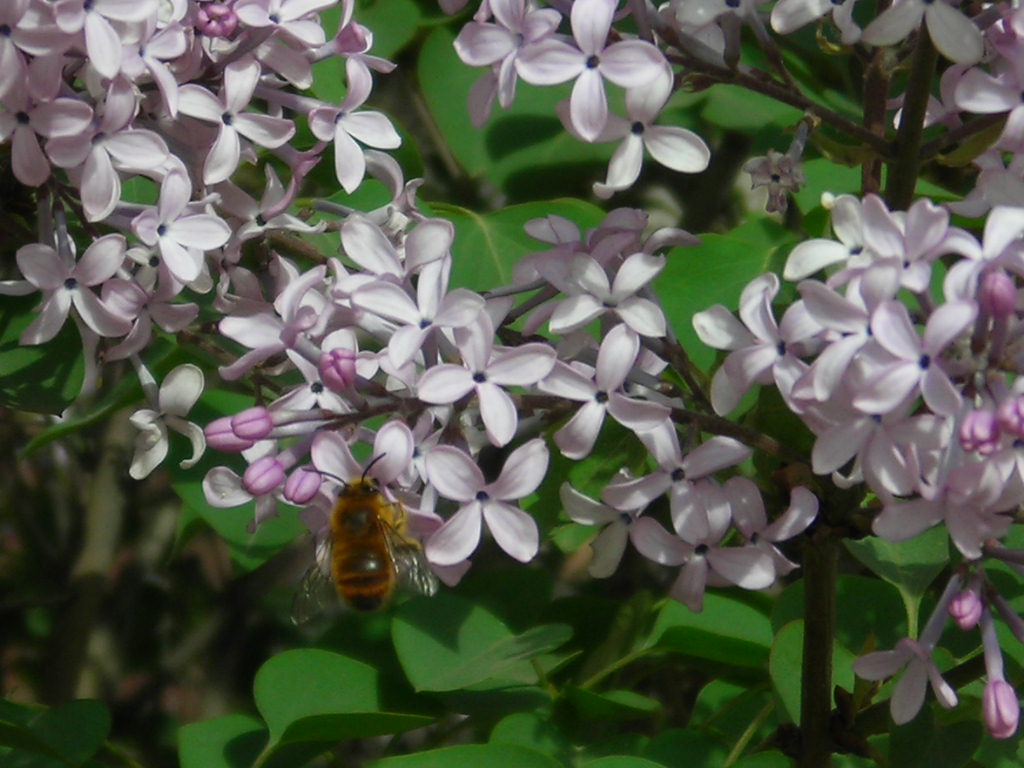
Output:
left=120, top=19, right=188, bottom=117
left=515, top=0, right=666, bottom=141
left=862, top=0, right=983, bottom=65
left=417, top=313, right=556, bottom=447
left=454, top=0, right=561, bottom=111
left=783, top=194, right=872, bottom=280
left=771, top=0, right=861, bottom=44
left=549, top=252, right=668, bottom=337
left=0, top=85, right=94, bottom=187
left=630, top=499, right=775, bottom=612
left=311, top=420, right=414, bottom=489
left=352, top=258, right=485, bottom=368
left=339, top=214, right=451, bottom=280
left=101, top=276, right=199, bottom=360
left=853, top=300, right=976, bottom=417
left=234, top=0, right=337, bottom=47
left=129, top=363, right=206, bottom=479
left=54, top=0, right=160, bottom=78
left=693, top=273, right=819, bottom=415
left=725, top=480, right=818, bottom=575
left=538, top=323, right=669, bottom=458
left=604, top=426, right=752, bottom=543
left=46, top=76, right=169, bottom=222
left=590, top=65, right=710, bottom=198
left=853, top=575, right=960, bottom=724
left=178, top=57, right=296, bottom=184
left=12, top=235, right=131, bottom=344
left=308, top=60, right=401, bottom=193
left=217, top=163, right=327, bottom=242
left=132, top=168, right=232, bottom=284
left=425, top=438, right=548, bottom=564
left=560, top=482, right=644, bottom=578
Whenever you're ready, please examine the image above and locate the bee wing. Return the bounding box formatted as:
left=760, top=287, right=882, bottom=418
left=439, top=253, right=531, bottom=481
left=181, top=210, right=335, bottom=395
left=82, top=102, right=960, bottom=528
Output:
left=382, top=525, right=439, bottom=598
left=290, top=537, right=337, bottom=626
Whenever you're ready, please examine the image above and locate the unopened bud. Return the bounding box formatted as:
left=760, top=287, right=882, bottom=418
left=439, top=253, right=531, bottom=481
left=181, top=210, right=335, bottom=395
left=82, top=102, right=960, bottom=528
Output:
left=243, top=456, right=286, bottom=495
left=232, top=406, right=274, bottom=441
left=980, top=270, right=1017, bottom=318
left=320, top=348, right=357, bottom=392
left=959, top=409, right=1000, bottom=454
left=284, top=466, right=322, bottom=504
left=948, top=589, right=983, bottom=630
left=205, top=416, right=255, bottom=452
left=196, top=3, right=239, bottom=37
left=984, top=679, right=1020, bottom=739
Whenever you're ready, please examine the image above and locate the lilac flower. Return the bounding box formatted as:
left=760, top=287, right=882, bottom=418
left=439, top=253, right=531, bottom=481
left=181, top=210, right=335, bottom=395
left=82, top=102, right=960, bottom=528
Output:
left=725, top=480, right=818, bottom=575
left=515, top=0, right=666, bottom=141
left=549, top=252, right=668, bottom=337
left=11, top=235, right=131, bottom=344
left=604, top=427, right=752, bottom=542
left=132, top=168, right=232, bottom=284
left=101, top=276, right=199, bottom=361
left=539, top=323, right=669, bottom=459
left=417, top=313, right=556, bottom=447
left=217, top=163, right=327, bottom=243
left=308, top=60, right=401, bottom=193
left=631, top=499, right=775, bottom=612
left=178, top=57, right=296, bottom=184
left=54, top=0, right=160, bottom=78
left=783, top=194, right=872, bottom=280
left=861, top=0, right=983, bottom=65
left=425, top=438, right=548, bottom=564
left=311, top=420, right=414, bottom=488
left=46, top=77, right=169, bottom=222
left=352, top=258, right=485, bottom=368
left=129, top=363, right=206, bottom=479
left=853, top=576, right=961, bottom=723
left=771, top=0, right=861, bottom=44
left=853, top=300, right=976, bottom=417
left=120, top=18, right=188, bottom=117
left=0, top=85, right=94, bottom=187
left=454, top=0, right=561, bottom=111
left=693, top=273, right=819, bottom=415
left=589, top=65, right=710, bottom=198
left=234, top=0, right=337, bottom=47
left=561, top=482, right=645, bottom=578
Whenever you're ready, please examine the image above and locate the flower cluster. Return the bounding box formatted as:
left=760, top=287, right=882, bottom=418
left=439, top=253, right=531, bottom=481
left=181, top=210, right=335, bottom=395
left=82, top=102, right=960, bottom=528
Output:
left=8, top=0, right=1024, bottom=746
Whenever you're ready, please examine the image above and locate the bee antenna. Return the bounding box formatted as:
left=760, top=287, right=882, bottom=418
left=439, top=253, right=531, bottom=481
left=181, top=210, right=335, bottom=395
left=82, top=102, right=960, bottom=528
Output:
left=314, top=469, right=348, bottom=486
left=362, top=453, right=387, bottom=483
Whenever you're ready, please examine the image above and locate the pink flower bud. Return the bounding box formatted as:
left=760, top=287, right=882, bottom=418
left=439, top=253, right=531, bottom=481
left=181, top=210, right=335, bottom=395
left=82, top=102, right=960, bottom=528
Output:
left=284, top=466, right=322, bottom=505
left=232, top=406, right=274, bottom=441
left=984, top=679, right=1020, bottom=739
left=998, top=396, right=1024, bottom=438
left=205, top=416, right=255, bottom=452
left=319, top=349, right=357, bottom=392
left=948, top=589, right=982, bottom=630
left=196, top=3, right=239, bottom=38
left=243, top=456, right=286, bottom=495
left=979, top=271, right=1017, bottom=319
left=959, top=409, right=1000, bottom=455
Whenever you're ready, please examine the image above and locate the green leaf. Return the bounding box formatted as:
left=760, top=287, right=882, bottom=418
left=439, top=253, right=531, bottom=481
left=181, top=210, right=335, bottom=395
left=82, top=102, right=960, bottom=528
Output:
left=29, top=701, right=109, bottom=766
left=700, top=86, right=803, bottom=132
left=372, top=744, right=564, bottom=768
left=889, top=707, right=981, bottom=768
left=418, top=27, right=611, bottom=198
left=772, top=575, right=907, bottom=653
left=844, top=527, right=949, bottom=636
left=565, top=687, right=661, bottom=721
left=254, top=649, right=432, bottom=751
left=642, top=728, right=730, bottom=768
left=769, top=620, right=856, bottom=723
left=0, top=295, right=84, bottom=414
left=489, top=712, right=570, bottom=759
left=583, top=758, right=669, bottom=768
left=178, top=715, right=267, bottom=768
left=655, top=218, right=796, bottom=371
left=392, top=593, right=571, bottom=692
left=646, top=593, right=772, bottom=669
left=732, top=751, right=795, bottom=768
left=436, top=199, right=605, bottom=293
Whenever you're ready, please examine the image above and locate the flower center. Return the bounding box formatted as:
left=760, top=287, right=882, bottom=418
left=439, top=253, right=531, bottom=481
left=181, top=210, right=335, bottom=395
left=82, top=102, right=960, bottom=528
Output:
left=585, top=54, right=600, bottom=69
left=475, top=489, right=489, bottom=502
left=148, top=255, right=160, bottom=267
left=670, top=467, right=685, bottom=482
left=64, top=277, right=78, bottom=290
left=472, top=372, right=487, bottom=383
left=311, top=382, right=324, bottom=394
left=595, top=390, right=608, bottom=404
left=222, top=112, right=233, bottom=125
left=918, top=354, right=931, bottom=370
left=631, top=122, right=645, bottom=135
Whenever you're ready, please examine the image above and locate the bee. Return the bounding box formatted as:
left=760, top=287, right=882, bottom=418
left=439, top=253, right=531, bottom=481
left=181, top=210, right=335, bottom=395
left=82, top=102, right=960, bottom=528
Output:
left=292, top=471, right=439, bottom=623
